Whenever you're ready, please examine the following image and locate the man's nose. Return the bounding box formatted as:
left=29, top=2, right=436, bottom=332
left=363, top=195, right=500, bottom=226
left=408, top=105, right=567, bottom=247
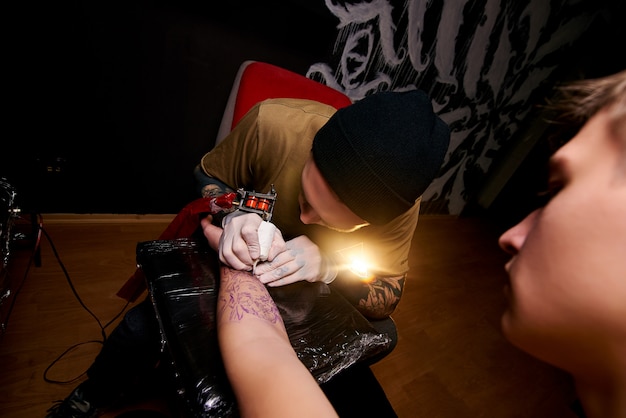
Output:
left=300, top=206, right=321, bottom=225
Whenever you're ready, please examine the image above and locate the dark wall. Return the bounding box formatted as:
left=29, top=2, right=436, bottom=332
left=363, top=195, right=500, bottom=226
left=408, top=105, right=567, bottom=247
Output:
left=4, top=1, right=338, bottom=214
left=4, top=1, right=623, bottom=218
left=464, top=15, right=626, bottom=228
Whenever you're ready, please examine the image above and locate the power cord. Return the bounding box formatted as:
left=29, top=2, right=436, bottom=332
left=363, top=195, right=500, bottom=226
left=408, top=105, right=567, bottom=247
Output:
left=4, top=213, right=132, bottom=384
left=41, top=216, right=132, bottom=383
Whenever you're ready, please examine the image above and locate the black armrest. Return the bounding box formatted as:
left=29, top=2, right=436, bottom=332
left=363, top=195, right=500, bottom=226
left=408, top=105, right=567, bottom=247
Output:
left=137, top=238, right=392, bottom=417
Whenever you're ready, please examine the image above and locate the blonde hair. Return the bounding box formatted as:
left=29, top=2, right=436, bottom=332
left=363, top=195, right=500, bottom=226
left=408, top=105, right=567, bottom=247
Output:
left=548, top=70, right=626, bottom=143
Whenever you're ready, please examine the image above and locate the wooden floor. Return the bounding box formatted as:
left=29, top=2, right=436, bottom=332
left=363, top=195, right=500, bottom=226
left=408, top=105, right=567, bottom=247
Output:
left=0, top=214, right=578, bottom=418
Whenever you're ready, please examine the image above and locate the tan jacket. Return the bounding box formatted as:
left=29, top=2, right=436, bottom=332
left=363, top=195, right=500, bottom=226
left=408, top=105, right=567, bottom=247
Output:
left=200, top=98, right=420, bottom=276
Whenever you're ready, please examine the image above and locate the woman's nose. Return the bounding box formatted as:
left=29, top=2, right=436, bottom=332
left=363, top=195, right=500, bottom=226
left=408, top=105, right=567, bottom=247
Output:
left=498, top=209, right=540, bottom=255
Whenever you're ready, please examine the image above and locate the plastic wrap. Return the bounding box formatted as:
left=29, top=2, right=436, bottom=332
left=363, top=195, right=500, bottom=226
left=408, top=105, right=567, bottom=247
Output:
left=137, top=238, right=392, bottom=417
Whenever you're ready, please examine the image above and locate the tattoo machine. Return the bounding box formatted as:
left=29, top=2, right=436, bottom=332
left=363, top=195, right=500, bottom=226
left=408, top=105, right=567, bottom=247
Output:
left=214, top=186, right=278, bottom=273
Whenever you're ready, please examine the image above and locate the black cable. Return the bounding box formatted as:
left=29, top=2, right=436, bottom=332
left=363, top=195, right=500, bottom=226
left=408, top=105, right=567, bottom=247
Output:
left=12, top=214, right=133, bottom=384
left=41, top=225, right=108, bottom=342
left=42, top=340, right=105, bottom=384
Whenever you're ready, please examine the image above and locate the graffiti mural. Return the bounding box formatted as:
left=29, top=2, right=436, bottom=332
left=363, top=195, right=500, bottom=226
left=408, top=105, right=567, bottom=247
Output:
left=307, top=0, right=605, bottom=214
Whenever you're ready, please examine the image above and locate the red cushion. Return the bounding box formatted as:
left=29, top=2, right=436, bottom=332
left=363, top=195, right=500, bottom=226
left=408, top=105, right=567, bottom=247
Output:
left=231, top=62, right=352, bottom=130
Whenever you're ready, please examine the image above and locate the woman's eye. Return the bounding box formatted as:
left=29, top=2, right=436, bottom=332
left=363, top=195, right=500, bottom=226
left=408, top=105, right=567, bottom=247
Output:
left=536, top=181, right=562, bottom=206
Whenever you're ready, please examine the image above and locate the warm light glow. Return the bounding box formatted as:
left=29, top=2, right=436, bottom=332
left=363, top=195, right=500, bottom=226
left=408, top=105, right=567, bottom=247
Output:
left=349, top=257, right=369, bottom=278
left=336, top=242, right=372, bottom=280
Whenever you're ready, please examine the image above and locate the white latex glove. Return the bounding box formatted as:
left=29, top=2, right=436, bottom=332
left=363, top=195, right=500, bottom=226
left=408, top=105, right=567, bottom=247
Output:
left=254, top=235, right=338, bottom=287
left=256, top=220, right=276, bottom=262
left=219, top=212, right=285, bottom=271
left=253, top=220, right=276, bottom=274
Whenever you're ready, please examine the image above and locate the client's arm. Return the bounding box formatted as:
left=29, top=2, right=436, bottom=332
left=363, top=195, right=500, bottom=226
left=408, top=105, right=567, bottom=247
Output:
left=217, top=266, right=338, bottom=418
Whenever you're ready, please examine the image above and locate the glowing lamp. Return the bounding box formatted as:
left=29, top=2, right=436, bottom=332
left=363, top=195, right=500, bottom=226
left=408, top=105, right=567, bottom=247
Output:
left=336, top=242, right=372, bottom=280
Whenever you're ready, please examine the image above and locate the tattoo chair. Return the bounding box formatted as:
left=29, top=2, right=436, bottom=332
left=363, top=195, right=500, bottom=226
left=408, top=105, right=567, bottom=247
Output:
left=214, top=60, right=353, bottom=145
left=124, top=61, right=398, bottom=417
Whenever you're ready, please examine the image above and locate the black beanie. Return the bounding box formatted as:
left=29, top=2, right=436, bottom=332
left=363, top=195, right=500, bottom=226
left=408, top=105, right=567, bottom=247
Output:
left=311, top=90, right=450, bottom=225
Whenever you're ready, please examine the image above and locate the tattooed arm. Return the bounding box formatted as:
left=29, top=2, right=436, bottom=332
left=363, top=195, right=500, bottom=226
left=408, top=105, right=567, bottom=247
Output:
left=330, top=273, right=406, bottom=320
left=217, top=266, right=338, bottom=418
